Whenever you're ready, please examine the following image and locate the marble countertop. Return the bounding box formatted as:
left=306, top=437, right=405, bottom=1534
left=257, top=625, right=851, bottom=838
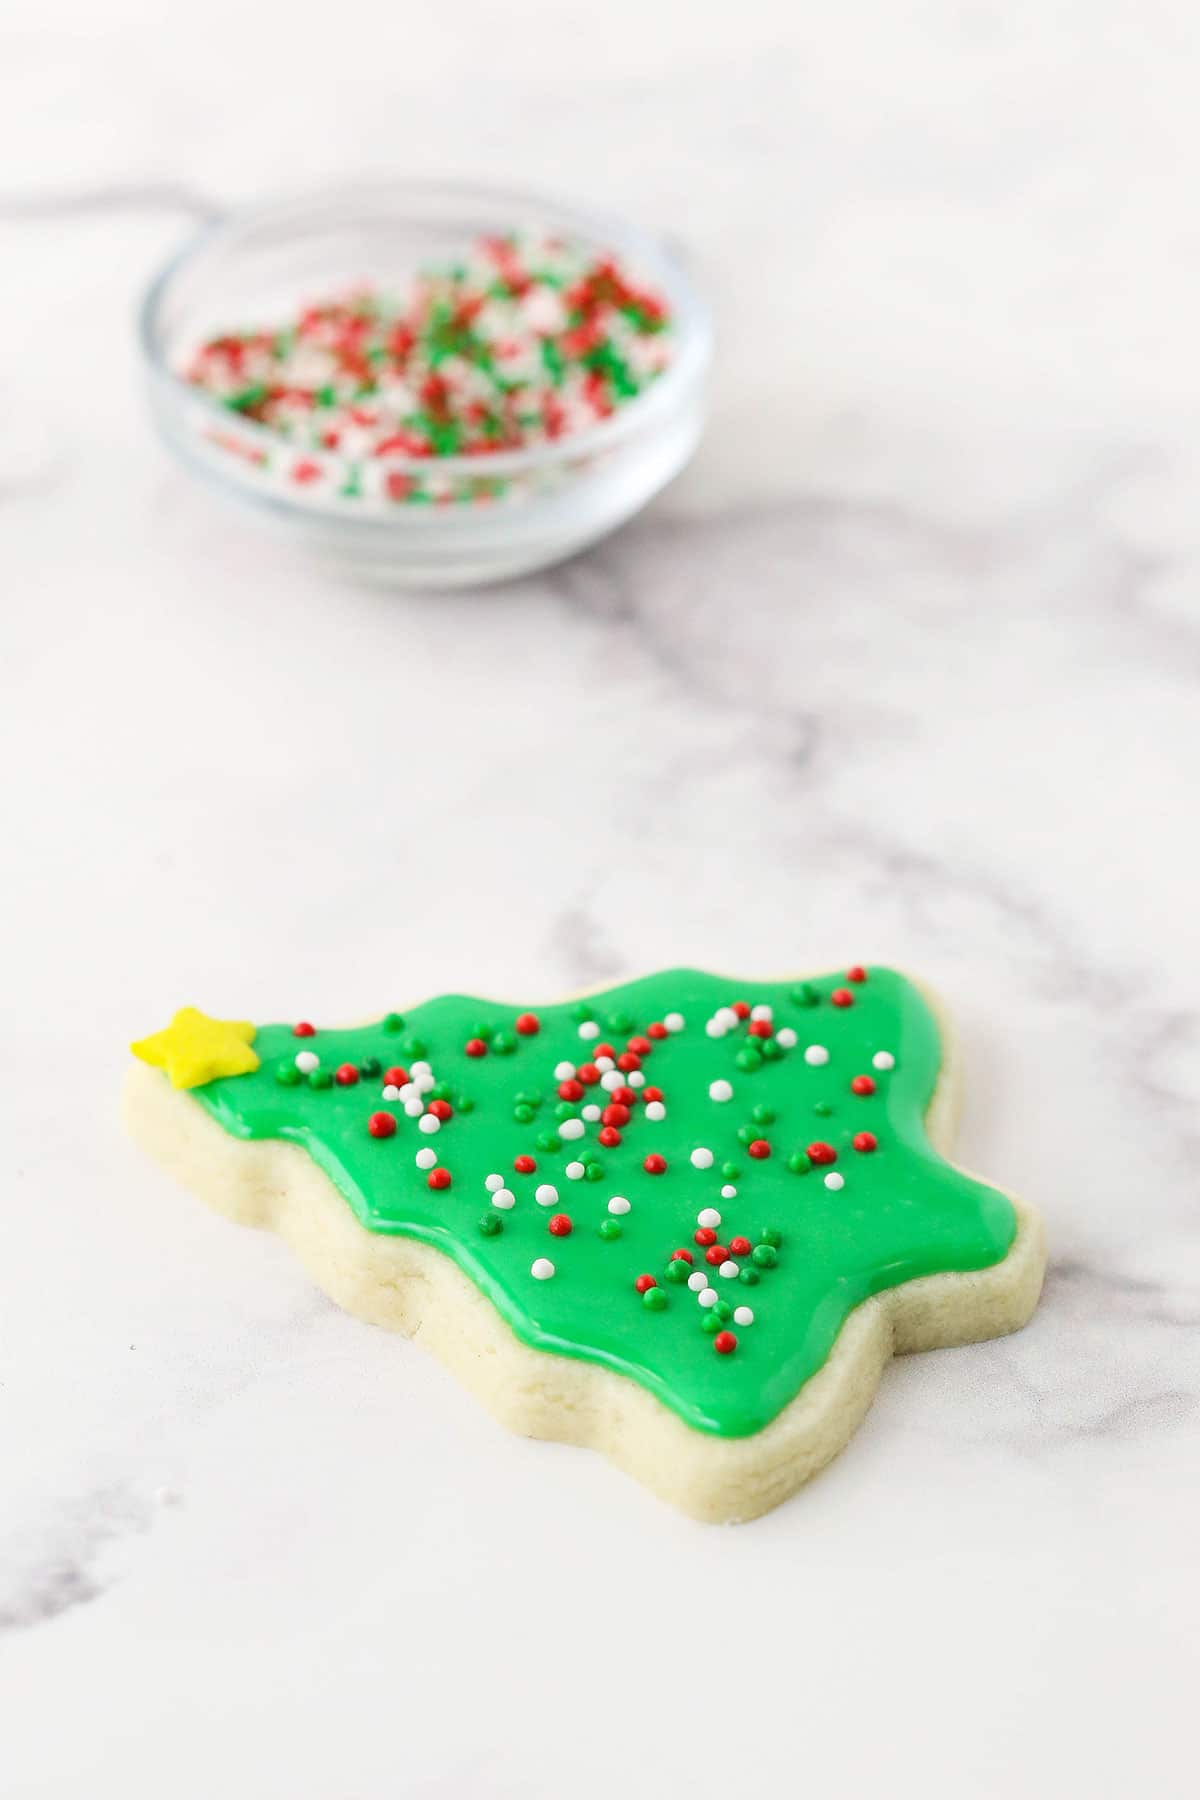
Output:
left=3, top=2, right=1197, bottom=1794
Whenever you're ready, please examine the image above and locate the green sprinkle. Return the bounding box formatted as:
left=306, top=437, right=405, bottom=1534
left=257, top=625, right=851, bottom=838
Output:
left=736, top=1124, right=757, bottom=1146
left=701, top=1312, right=722, bottom=1334
left=491, top=1030, right=516, bottom=1056
left=791, top=983, right=820, bottom=1008
left=382, top=1012, right=405, bottom=1033
left=722, top=1161, right=741, bottom=1180
left=554, top=1101, right=578, bottom=1122
left=456, top=1095, right=475, bottom=1113
left=598, top=1219, right=622, bottom=1241
left=401, top=1035, right=426, bottom=1058
left=535, top=1131, right=562, bottom=1154
left=761, top=1038, right=783, bottom=1060
left=752, top=1243, right=778, bottom=1268
left=513, top=1103, right=536, bottom=1124
left=478, top=1212, right=503, bottom=1237
left=607, top=1009, right=633, bottom=1033
left=663, top=1259, right=689, bottom=1284
left=714, top=1299, right=733, bottom=1322
left=738, top=1267, right=760, bottom=1286
left=736, top=1046, right=764, bottom=1072
left=584, top=1162, right=605, bottom=1183
left=751, top=1103, right=776, bottom=1124
left=275, top=1063, right=301, bottom=1086
left=429, top=1081, right=452, bottom=1101
left=760, top=1227, right=783, bottom=1247
left=788, top=1152, right=813, bottom=1175
left=359, top=1056, right=382, bottom=1078
left=571, top=1003, right=594, bottom=1022
left=643, top=1287, right=667, bottom=1312
left=307, top=1069, right=332, bottom=1090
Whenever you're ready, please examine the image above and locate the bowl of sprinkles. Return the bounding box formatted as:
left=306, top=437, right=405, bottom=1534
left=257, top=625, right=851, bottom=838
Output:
left=140, top=181, right=711, bottom=586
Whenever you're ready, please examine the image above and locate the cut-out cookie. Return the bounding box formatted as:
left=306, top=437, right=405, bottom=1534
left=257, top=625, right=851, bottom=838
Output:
left=125, top=967, right=1045, bottom=1521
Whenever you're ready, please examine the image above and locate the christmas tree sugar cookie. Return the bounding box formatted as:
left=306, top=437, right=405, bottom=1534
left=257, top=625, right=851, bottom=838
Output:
left=125, top=968, right=1045, bottom=1521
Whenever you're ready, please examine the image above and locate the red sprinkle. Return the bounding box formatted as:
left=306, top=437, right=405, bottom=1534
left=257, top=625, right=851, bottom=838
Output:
left=847, top=965, right=868, bottom=982
left=576, top=1062, right=601, bottom=1086
left=831, top=988, right=854, bottom=1007
left=850, top=1074, right=876, bottom=1096
left=705, top=1245, right=728, bottom=1266
left=367, top=1112, right=396, bottom=1139
left=634, top=1273, right=656, bottom=1294
left=729, top=1236, right=752, bottom=1256
left=427, top=1167, right=451, bottom=1190
left=694, top=1227, right=718, bottom=1247
left=617, top=1050, right=641, bottom=1072
left=548, top=1213, right=573, bottom=1236
left=807, top=1142, right=838, bottom=1165
left=601, top=1103, right=631, bottom=1128
left=748, top=1139, right=771, bottom=1159
left=465, top=1038, right=488, bottom=1057
left=611, top=1085, right=637, bottom=1107
left=558, top=1078, right=585, bottom=1102
left=293, top=1021, right=316, bottom=1037
left=593, top=1043, right=616, bottom=1062
left=713, top=1331, right=737, bottom=1355
left=598, top=1125, right=622, bottom=1147
left=427, top=1099, right=452, bottom=1121
left=748, top=1020, right=773, bottom=1039
left=647, top=1022, right=669, bottom=1040
left=627, top=1036, right=652, bottom=1057
left=671, top=1248, right=694, bottom=1264
left=732, top=1001, right=751, bottom=1020
left=643, top=1153, right=667, bottom=1175
left=642, top=1086, right=664, bottom=1104
left=383, top=1065, right=409, bottom=1088
left=514, top=1012, right=540, bottom=1035
left=854, top=1131, right=878, bottom=1153
left=514, top=1154, right=536, bottom=1174
left=335, top=1063, right=360, bottom=1086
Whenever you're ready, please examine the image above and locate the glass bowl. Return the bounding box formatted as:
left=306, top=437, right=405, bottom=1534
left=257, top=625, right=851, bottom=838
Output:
left=139, top=180, right=712, bottom=587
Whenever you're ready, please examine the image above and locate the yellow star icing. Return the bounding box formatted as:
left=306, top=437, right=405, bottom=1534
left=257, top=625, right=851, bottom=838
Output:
left=131, top=1007, right=259, bottom=1089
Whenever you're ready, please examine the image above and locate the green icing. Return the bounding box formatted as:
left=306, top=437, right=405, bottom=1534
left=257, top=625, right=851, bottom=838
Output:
left=188, top=968, right=1016, bottom=1437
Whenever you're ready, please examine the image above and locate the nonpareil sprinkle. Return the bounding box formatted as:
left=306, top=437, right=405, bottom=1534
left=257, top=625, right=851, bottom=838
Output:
left=183, top=233, right=674, bottom=504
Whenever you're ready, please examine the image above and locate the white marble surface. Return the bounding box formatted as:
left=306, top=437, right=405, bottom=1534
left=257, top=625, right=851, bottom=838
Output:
left=3, top=2, right=1199, bottom=1794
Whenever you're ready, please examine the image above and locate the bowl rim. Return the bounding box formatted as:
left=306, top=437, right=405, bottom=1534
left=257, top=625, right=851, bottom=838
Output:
left=137, top=175, right=713, bottom=484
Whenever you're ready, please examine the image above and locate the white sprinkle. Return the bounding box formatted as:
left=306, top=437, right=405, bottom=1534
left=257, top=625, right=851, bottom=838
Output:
left=381, top=1083, right=401, bottom=1101
left=664, top=1012, right=685, bottom=1032
left=601, top=1070, right=623, bottom=1092
left=873, top=1050, right=896, bottom=1071
left=719, top=1260, right=739, bottom=1279
left=627, top=1070, right=646, bottom=1089
left=716, top=1006, right=739, bottom=1030
left=414, top=1071, right=436, bottom=1094
left=535, top=1183, right=559, bottom=1206
left=565, top=1160, right=586, bottom=1181
left=559, top=1118, right=585, bottom=1140
left=595, top=1055, right=616, bottom=1073
left=404, top=1098, right=425, bottom=1118
left=608, top=1195, right=631, bottom=1216
left=554, top=1060, right=575, bottom=1081
left=697, top=1207, right=722, bottom=1229
left=721, top=1184, right=738, bottom=1200
left=582, top=1103, right=602, bottom=1122
left=398, top=1082, right=420, bottom=1102
left=645, top=1100, right=666, bottom=1122
left=825, top=1171, right=845, bottom=1191
left=409, top=1060, right=432, bottom=1078
left=690, top=1147, right=715, bottom=1170
left=485, top=1173, right=504, bottom=1192
left=751, top=1003, right=773, bottom=1021
left=531, top=1258, right=555, bottom=1281
left=415, top=1147, right=437, bottom=1170
left=733, top=1306, right=755, bottom=1327
left=578, top=1021, right=600, bottom=1041
left=705, top=1019, right=727, bottom=1039
left=804, top=1045, right=830, bottom=1066
left=709, top=1079, right=734, bottom=1102
left=492, top=1188, right=515, bottom=1210
left=775, top=1027, right=797, bottom=1049
left=698, top=1288, right=719, bottom=1309
left=294, top=1050, right=319, bottom=1074
left=687, top=1270, right=708, bottom=1292
left=418, top=1112, right=441, bottom=1135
